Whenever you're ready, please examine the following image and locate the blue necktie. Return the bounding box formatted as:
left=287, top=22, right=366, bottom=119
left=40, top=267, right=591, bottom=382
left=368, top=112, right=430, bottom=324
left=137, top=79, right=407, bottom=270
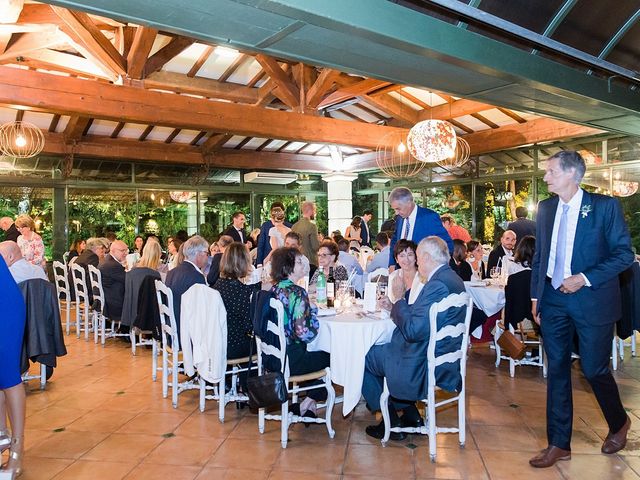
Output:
left=551, top=204, right=570, bottom=289
left=403, top=218, right=410, bottom=239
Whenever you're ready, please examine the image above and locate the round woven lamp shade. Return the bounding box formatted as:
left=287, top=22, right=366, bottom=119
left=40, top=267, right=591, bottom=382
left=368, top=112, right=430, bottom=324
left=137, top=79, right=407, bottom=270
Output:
left=0, top=121, right=45, bottom=158
left=375, top=131, right=427, bottom=179
left=407, top=119, right=457, bottom=163
left=436, top=137, right=471, bottom=169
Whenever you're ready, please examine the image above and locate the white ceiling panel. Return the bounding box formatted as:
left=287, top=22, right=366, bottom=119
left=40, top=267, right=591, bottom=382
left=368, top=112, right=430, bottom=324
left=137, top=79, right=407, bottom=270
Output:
left=171, top=129, right=201, bottom=144
left=261, top=139, right=286, bottom=151
left=118, top=123, right=149, bottom=139
left=223, top=135, right=246, bottom=148
left=145, top=125, right=177, bottom=141
left=21, top=111, right=53, bottom=130
left=163, top=43, right=210, bottom=75
left=241, top=137, right=269, bottom=149
left=148, top=34, right=172, bottom=56
left=228, top=57, right=262, bottom=85
left=388, top=91, right=421, bottom=110
left=401, top=87, right=448, bottom=107
left=87, top=119, right=119, bottom=136
left=480, top=108, right=518, bottom=127
left=455, top=114, right=491, bottom=131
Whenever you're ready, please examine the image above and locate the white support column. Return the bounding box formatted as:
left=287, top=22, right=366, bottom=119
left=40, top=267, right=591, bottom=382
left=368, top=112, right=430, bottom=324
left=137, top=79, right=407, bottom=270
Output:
left=321, top=172, right=357, bottom=236
left=186, top=198, right=199, bottom=235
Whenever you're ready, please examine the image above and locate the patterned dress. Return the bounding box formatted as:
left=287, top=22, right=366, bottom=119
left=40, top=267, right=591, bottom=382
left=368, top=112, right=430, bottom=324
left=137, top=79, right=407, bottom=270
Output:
left=271, top=279, right=319, bottom=344
left=17, top=232, right=45, bottom=268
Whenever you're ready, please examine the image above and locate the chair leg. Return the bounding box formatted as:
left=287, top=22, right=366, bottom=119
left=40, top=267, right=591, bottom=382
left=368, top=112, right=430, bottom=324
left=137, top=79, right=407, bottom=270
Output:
left=75, top=304, right=81, bottom=338
left=633, top=333, right=637, bottom=357
left=458, top=392, right=465, bottom=448
left=84, top=305, right=90, bottom=341
left=380, top=379, right=391, bottom=445
left=199, top=377, right=206, bottom=413
left=162, top=349, right=169, bottom=399
left=172, top=355, right=179, bottom=408
left=130, top=331, right=137, bottom=356
left=101, top=315, right=106, bottom=346
left=151, top=340, right=158, bottom=382
left=65, top=304, right=70, bottom=336
left=494, top=333, right=502, bottom=367
left=619, top=338, right=625, bottom=361
left=39, top=363, right=46, bottom=390
left=93, top=312, right=99, bottom=344
left=509, top=357, right=515, bottom=378
left=324, top=368, right=336, bottom=438
left=612, top=338, right=618, bottom=371
left=258, top=407, right=265, bottom=434
left=427, top=394, right=437, bottom=463
left=219, top=379, right=226, bottom=423
left=281, top=401, right=289, bottom=448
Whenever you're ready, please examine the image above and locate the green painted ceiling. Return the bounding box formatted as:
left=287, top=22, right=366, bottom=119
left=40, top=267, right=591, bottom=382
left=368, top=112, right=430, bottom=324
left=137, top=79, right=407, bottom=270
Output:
left=46, top=0, right=640, bottom=135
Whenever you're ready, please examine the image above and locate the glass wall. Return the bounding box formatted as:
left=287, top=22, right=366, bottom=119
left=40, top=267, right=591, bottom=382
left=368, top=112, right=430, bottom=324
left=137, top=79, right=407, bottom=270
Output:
left=138, top=189, right=195, bottom=245
left=201, top=192, right=251, bottom=243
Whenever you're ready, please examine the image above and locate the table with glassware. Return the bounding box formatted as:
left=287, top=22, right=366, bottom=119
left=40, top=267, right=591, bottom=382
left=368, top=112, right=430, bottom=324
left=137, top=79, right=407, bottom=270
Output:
left=308, top=293, right=396, bottom=416
left=464, top=280, right=506, bottom=340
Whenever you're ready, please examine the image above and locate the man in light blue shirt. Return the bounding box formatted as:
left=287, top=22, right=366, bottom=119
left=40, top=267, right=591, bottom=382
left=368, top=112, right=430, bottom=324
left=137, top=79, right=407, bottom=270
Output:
left=337, top=239, right=363, bottom=276
left=366, top=232, right=391, bottom=273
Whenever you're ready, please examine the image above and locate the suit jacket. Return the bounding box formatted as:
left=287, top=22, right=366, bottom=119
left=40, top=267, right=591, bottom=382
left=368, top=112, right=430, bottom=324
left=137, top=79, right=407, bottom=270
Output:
left=360, top=218, right=371, bottom=246
left=508, top=218, right=537, bottom=242
left=206, top=253, right=223, bottom=286
left=256, top=219, right=292, bottom=265
left=223, top=226, right=246, bottom=244
left=487, top=245, right=510, bottom=272
left=166, top=260, right=206, bottom=331
left=98, top=255, right=126, bottom=321
left=4, top=223, right=20, bottom=242
left=504, top=269, right=533, bottom=329
left=389, top=206, right=453, bottom=267
left=531, top=191, right=634, bottom=324
left=121, top=267, right=161, bottom=327
left=291, top=217, right=320, bottom=265
left=384, top=264, right=466, bottom=400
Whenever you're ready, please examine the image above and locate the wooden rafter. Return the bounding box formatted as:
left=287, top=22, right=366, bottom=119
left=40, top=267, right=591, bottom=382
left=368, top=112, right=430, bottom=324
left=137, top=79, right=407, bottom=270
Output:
left=358, top=94, right=417, bottom=124
left=306, top=68, right=341, bottom=109
left=189, top=130, right=207, bottom=145
left=418, top=98, right=491, bottom=121
left=255, top=79, right=276, bottom=107
left=470, top=112, right=499, bottom=129
left=255, top=54, right=299, bottom=109
left=216, top=52, right=247, bottom=82
left=110, top=121, right=125, bottom=138
left=201, top=133, right=231, bottom=155
left=19, top=48, right=112, bottom=79
left=126, top=25, right=157, bottom=79
left=395, top=89, right=430, bottom=110
left=64, top=115, right=91, bottom=142
left=498, top=107, right=527, bottom=124
left=144, top=70, right=258, bottom=103
left=247, top=68, right=265, bottom=88
left=0, top=29, right=64, bottom=63
left=164, top=128, right=181, bottom=143
left=317, top=78, right=391, bottom=109
left=233, top=136, right=252, bottom=150
left=144, top=35, right=194, bottom=76
left=187, top=44, right=213, bottom=78
left=449, top=118, right=474, bottom=134
left=48, top=113, right=60, bottom=132
left=138, top=125, right=154, bottom=141
left=51, top=6, right=125, bottom=77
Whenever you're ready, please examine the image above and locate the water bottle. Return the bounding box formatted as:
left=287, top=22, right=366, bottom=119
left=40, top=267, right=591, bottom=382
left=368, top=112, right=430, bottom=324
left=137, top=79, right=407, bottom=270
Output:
left=316, top=267, right=327, bottom=307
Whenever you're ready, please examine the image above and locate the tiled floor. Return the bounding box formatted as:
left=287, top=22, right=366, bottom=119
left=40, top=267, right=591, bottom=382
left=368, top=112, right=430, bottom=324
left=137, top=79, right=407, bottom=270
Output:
left=5, top=331, right=640, bottom=479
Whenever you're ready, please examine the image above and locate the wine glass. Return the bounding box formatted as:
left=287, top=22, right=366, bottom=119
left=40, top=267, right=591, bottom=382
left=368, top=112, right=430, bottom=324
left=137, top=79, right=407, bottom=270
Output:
left=490, top=267, right=500, bottom=281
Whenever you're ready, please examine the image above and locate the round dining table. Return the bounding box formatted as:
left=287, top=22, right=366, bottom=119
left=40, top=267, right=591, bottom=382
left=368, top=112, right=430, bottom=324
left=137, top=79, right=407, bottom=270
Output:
left=308, top=306, right=396, bottom=416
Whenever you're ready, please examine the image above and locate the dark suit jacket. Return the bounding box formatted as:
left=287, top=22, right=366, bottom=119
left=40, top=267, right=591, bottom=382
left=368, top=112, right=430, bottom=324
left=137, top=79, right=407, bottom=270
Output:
left=384, top=264, right=466, bottom=400
left=206, top=253, right=223, bottom=286
left=531, top=191, right=634, bottom=324
left=4, top=223, right=19, bottom=242
left=256, top=219, right=292, bottom=265
left=389, top=206, right=453, bottom=267
left=360, top=218, right=371, bottom=246
left=504, top=269, right=533, bottom=330
left=449, top=258, right=472, bottom=282
left=166, top=261, right=206, bottom=330
left=121, top=267, right=160, bottom=327
left=98, top=255, right=126, bottom=321
left=508, top=218, right=537, bottom=242
left=487, top=245, right=509, bottom=272
left=223, top=226, right=246, bottom=244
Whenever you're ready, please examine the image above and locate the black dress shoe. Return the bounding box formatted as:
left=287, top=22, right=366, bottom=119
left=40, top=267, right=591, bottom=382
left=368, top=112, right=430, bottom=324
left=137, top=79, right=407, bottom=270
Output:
left=400, top=405, right=424, bottom=428
left=365, top=419, right=406, bottom=441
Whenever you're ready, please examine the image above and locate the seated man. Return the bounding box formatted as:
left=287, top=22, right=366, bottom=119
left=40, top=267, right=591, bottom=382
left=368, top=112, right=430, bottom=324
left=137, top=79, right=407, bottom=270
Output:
left=366, top=232, right=391, bottom=273
left=337, top=238, right=363, bottom=277
left=99, top=240, right=128, bottom=328
left=487, top=230, right=516, bottom=272
left=0, top=240, right=48, bottom=283
left=166, top=235, right=209, bottom=334
left=362, top=236, right=466, bottom=440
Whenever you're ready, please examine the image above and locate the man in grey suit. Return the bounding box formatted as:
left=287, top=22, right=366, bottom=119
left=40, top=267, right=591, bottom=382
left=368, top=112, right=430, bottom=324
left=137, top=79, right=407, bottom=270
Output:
left=362, top=236, right=466, bottom=440
left=291, top=201, right=320, bottom=268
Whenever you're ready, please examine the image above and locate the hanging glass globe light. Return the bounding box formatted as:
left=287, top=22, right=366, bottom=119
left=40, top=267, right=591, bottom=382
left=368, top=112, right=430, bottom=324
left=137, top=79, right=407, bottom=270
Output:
left=375, top=131, right=427, bottom=179
left=169, top=191, right=195, bottom=203
left=407, top=120, right=457, bottom=163
left=0, top=121, right=45, bottom=158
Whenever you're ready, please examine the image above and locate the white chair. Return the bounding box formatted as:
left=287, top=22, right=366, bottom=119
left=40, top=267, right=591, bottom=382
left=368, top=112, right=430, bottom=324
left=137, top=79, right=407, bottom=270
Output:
left=256, top=298, right=336, bottom=448
left=155, top=280, right=196, bottom=406
left=88, top=265, right=130, bottom=346
left=618, top=332, right=637, bottom=360
left=494, top=320, right=547, bottom=378
left=367, top=267, right=389, bottom=283
left=21, top=364, right=47, bottom=391
left=52, top=260, right=74, bottom=335
left=359, top=246, right=374, bottom=270
left=70, top=263, right=92, bottom=340
left=380, top=292, right=473, bottom=463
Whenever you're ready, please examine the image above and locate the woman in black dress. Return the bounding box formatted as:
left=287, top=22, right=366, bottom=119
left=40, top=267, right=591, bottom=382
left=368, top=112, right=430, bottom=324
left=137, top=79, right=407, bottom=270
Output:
left=212, top=242, right=260, bottom=359
left=449, top=239, right=472, bottom=281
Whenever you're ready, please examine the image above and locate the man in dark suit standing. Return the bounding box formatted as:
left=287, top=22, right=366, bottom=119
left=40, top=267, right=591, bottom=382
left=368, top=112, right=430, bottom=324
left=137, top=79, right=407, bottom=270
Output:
left=388, top=187, right=453, bottom=270
left=0, top=217, right=20, bottom=243
left=529, top=151, right=635, bottom=468
left=508, top=206, right=537, bottom=244
left=362, top=236, right=466, bottom=439
left=256, top=202, right=292, bottom=265
left=166, top=235, right=209, bottom=334
left=360, top=210, right=373, bottom=247
left=486, top=230, right=516, bottom=272
left=223, top=211, right=247, bottom=244
left=99, top=240, right=128, bottom=324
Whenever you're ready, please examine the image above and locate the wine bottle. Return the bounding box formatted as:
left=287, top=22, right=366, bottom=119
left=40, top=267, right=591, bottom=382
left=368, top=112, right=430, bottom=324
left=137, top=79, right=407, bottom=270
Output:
left=326, top=267, right=335, bottom=308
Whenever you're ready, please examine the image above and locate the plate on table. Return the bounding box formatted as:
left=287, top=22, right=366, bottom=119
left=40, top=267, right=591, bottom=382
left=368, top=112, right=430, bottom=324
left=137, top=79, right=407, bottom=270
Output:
left=467, top=280, right=489, bottom=287
left=317, top=307, right=337, bottom=317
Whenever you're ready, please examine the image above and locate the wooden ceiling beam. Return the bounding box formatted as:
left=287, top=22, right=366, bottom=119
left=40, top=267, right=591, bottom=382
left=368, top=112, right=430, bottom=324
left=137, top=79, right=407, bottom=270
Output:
left=144, top=70, right=258, bottom=103
left=470, top=112, right=499, bottom=129
left=306, top=68, right=341, bottom=109
left=19, top=48, right=112, bottom=79
left=143, top=35, right=194, bottom=76
left=187, top=44, right=214, bottom=78
left=317, top=78, right=391, bottom=109
left=51, top=6, right=125, bottom=77
left=0, top=29, right=65, bottom=63
left=126, top=25, right=157, bottom=79
left=216, top=51, right=247, bottom=82
left=358, top=94, right=418, bottom=124
left=395, top=89, right=430, bottom=110
left=418, top=98, right=493, bottom=121
left=64, top=115, right=91, bottom=142
left=201, top=133, right=232, bottom=155
left=498, top=107, right=527, bottom=124
left=255, top=54, right=299, bottom=109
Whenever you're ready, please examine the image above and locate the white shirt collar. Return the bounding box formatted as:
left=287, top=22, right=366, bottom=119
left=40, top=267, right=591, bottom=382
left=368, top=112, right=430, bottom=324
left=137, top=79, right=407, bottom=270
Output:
left=560, top=187, right=583, bottom=210
left=185, top=259, right=204, bottom=275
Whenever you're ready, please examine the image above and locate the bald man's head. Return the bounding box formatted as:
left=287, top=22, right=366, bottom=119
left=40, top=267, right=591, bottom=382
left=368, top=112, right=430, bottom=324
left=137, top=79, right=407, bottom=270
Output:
left=0, top=217, right=13, bottom=231
left=109, top=240, right=129, bottom=263
left=0, top=240, right=22, bottom=266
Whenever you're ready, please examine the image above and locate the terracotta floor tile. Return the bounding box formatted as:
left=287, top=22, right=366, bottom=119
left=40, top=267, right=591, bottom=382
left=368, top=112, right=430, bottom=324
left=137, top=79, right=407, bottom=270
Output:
left=52, top=459, right=136, bottom=479
left=480, top=450, right=563, bottom=480
left=66, top=408, right=139, bottom=433
left=555, top=453, right=640, bottom=479
left=116, top=411, right=190, bottom=435
left=343, top=444, right=414, bottom=477
left=19, top=456, right=74, bottom=480
left=471, top=424, right=540, bottom=452
left=29, top=430, right=109, bottom=459
left=24, top=406, right=86, bottom=430
left=124, top=463, right=203, bottom=480
left=23, top=428, right=55, bottom=452
left=81, top=433, right=164, bottom=462
left=195, top=467, right=270, bottom=480
left=268, top=472, right=340, bottom=480
left=414, top=446, right=488, bottom=480
left=206, top=438, right=283, bottom=469
left=143, top=435, right=224, bottom=466
left=174, top=412, right=240, bottom=438
left=273, top=443, right=347, bottom=475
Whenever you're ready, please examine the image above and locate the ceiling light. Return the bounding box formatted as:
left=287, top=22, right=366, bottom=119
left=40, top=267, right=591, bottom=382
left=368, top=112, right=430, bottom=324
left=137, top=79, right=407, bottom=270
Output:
left=0, top=121, right=45, bottom=158
left=407, top=120, right=457, bottom=163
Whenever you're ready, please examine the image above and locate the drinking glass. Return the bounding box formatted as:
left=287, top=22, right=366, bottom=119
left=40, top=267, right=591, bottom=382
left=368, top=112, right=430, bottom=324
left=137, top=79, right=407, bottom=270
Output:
left=490, top=267, right=500, bottom=281
left=377, top=282, right=388, bottom=300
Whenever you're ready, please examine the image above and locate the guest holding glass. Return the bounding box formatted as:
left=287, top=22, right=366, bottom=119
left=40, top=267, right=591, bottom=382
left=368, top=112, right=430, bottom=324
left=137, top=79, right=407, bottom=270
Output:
left=15, top=214, right=45, bottom=269
left=387, top=239, right=422, bottom=303
left=466, top=240, right=486, bottom=281
left=449, top=239, right=472, bottom=281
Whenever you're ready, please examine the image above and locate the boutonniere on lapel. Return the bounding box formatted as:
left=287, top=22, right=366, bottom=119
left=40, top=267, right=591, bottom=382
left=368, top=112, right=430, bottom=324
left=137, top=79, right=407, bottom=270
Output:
left=580, top=204, right=592, bottom=219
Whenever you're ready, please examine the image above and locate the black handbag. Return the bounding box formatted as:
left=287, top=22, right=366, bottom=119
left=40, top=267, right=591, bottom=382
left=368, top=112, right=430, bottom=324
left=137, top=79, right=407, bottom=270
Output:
left=246, top=334, right=289, bottom=409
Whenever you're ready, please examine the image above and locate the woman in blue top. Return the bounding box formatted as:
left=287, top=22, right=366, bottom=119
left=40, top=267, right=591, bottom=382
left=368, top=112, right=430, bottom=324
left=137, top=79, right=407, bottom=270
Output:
left=0, top=255, right=27, bottom=476
left=270, top=247, right=330, bottom=419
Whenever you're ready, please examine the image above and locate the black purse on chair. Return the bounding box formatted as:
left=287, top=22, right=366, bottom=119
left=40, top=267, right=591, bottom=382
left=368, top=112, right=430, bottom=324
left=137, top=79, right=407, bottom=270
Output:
left=246, top=334, right=288, bottom=409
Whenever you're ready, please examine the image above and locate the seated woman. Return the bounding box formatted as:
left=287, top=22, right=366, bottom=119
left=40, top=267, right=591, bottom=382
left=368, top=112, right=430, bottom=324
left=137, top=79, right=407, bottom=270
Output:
left=387, top=239, right=422, bottom=303
left=166, top=238, right=182, bottom=271
left=67, top=238, right=85, bottom=263
left=121, top=240, right=162, bottom=329
left=309, top=240, right=348, bottom=292
left=449, top=239, right=472, bottom=282
left=466, top=240, right=486, bottom=281
left=212, top=243, right=260, bottom=360
left=15, top=214, right=46, bottom=269
left=270, top=247, right=330, bottom=418
left=504, top=235, right=537, bottom=332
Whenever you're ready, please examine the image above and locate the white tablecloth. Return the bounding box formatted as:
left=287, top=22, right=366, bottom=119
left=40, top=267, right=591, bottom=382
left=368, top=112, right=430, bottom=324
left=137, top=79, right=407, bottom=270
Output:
left=464, top=281, right=505, bottom=316
left=308, top=308, right=395, bottom=416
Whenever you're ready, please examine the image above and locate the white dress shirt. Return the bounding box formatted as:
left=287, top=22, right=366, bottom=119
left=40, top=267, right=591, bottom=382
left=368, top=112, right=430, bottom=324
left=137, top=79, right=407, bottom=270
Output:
left=9, top=258, right=48, bottom=284
left=402, top=204, right=418, bottom=240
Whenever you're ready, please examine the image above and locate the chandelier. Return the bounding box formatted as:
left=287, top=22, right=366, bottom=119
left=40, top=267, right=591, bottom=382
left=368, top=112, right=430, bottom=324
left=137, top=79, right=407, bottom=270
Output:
left=0, top=121, right=45, bottom=158
left=375, top=131, right=427, bottom=178
left=407, top=119, right=457, bottom=163
left=436, top=137, right=471, bottom=169
left=169, top=191, right=195, bottom=203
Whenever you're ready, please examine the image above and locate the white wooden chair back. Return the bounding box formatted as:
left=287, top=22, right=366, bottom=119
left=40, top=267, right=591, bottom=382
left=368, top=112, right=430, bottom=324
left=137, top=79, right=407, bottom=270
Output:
left=87, top=265, right=105, bottom=315
left=256, top=298, right=288, bottom=379
left=155, top=280, right=179, bottom=351
left=53, top=261, right=72, bottom=335
left=71, top=263, right=91, bottom=339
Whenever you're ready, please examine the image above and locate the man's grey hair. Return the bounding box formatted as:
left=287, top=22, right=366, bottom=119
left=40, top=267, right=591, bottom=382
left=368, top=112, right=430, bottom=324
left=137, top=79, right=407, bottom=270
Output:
left=182, top=235, right=209, bottom=261
left=388, top=187, right=414, bottom=205
left=86, top=237, right=109, bottom=252
left=417, top=236, right=450, bottom=265
left=217, top=235, right=234, bottom=248
left=548, top=150, right=586, bottom=184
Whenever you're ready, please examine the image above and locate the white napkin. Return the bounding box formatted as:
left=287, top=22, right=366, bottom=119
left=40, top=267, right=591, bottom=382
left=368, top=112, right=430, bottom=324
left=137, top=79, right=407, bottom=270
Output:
left=364, top=282, right=377, bottom=312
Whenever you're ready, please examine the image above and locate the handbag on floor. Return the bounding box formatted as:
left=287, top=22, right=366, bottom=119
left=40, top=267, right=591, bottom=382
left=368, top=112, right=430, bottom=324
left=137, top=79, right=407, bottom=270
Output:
left=497, top=329, right=526, bottom=360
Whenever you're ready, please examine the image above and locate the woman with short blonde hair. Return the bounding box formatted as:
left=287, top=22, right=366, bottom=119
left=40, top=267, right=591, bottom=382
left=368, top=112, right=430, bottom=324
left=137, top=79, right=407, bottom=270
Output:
left=15, top=214, right=45, bottom=269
